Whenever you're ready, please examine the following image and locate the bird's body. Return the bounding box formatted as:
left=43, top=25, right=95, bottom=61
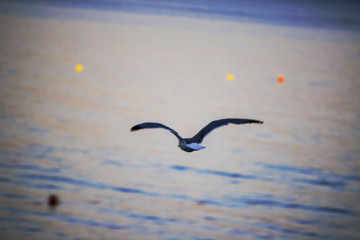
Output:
left=178, top=141, right=206, bottom=152
left=131, top=118, right=263, bottom=152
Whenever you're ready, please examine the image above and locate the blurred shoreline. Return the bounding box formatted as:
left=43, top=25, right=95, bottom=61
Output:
left=1, top=0, right=360, bottom=32
left=1, top=1, right=359, bottom=46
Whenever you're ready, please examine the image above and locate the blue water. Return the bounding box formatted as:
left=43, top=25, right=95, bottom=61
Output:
left=1, top=0, right=360, bottom=31
left=1, top=142, right=357, bottom=216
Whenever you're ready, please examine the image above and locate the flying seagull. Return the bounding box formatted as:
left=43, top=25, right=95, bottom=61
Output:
left=131, top=118, right=263, bottom=152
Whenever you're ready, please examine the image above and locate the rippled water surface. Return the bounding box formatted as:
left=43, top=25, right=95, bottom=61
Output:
left=0, top=2, right=359, bottom=240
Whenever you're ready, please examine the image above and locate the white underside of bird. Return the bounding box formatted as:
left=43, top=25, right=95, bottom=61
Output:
left=179, top=142, right=206, bottom=152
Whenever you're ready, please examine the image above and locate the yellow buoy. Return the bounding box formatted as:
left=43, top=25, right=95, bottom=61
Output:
left=75, top=64, right=83, bottom=72
left=227, top=74, right=234, bottom=81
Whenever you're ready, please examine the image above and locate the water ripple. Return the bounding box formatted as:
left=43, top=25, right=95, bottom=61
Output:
left=98, top=207, right=192, bottom=225
left=229, top=197, right=356, bottom=215
left=5, top=207, right=144, bottom=231
left=257, top=162, right=360, bottom=189
left=17, top=173, right=357, bottom=216
left=290, top=218, right=348, bottom=230
left=257, top=162, right=360, bottom=182
left=254, top=222, right=330, bottom=239
left=16, top=226, right=43, bottom=233
left=1, top=193, right=33, bottom=200
left=171, top=165, right=269, bottom=181
left=0, top=163, right=59, bottom=174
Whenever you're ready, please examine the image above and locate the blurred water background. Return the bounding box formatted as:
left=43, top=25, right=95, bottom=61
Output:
left=0, top=0, right=359, bottom=239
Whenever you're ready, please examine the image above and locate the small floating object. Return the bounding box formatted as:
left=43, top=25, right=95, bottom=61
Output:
left=226, top=74, right=234, bottom=81
left=48, top=194, right=59, bottom=208
left=278, top=75, right=285, bottom=83
left=75, top=64, right=83, bottom=72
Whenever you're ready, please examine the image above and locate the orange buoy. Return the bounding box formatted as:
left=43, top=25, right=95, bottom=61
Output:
left=278, top=75, right=285, bottom=83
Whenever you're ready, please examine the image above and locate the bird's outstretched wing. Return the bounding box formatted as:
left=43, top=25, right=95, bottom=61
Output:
left=131, top=122, right=183, bottom=141
left=190, top=118, right=263, bottom=143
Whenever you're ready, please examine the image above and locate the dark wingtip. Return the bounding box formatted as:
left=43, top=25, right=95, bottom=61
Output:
left=251, top=120, right=263, bottom=124
left=130, top=125, right=141, bottom=132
